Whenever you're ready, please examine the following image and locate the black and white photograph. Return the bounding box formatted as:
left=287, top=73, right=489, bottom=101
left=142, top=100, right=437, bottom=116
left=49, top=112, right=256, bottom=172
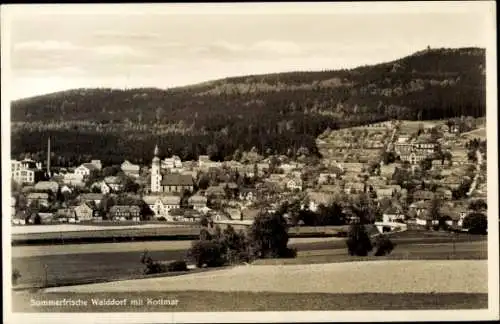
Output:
left=2, top=2, right=498, bottom=323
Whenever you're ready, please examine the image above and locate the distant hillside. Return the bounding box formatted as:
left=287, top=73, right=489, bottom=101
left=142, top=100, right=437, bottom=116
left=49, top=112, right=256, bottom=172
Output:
left=11, top=47, right=486, bottom=165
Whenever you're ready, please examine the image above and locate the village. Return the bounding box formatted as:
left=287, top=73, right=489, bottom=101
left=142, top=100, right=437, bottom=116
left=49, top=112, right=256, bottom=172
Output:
left=11, top=117, right=487, bottom=232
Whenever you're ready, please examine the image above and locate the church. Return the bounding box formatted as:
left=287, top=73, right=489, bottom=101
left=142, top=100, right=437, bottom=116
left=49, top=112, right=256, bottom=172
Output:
left=150, top=145, right=194, bottom=194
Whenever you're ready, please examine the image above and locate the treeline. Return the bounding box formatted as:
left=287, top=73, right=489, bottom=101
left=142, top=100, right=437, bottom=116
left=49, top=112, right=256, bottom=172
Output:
left=11, top=47, right=486, bottom=163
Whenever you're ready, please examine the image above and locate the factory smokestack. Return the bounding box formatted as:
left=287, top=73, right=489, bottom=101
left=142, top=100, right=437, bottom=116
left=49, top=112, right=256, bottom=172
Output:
left=47, top=137, right=51, bottom=177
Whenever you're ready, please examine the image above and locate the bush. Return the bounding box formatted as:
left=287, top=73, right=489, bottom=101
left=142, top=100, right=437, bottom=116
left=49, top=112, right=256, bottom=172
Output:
left=12, top=269, right=22, bottom=285
left=335, top=230, right=348, bottom=237
left=188, top=240, right=225, bottom=268
left=346, top=224, right=373, bottom=256
left=157, top=216, right=167, bottom=221
left=281, top=247, right=297, bottom=259
left=140, top=251, right=166, bottom=275
left=374, top=235, right=395, bottom=256
left=462, top=212, right=487, bottom=235
left=166, top=260, right=188, bottom=272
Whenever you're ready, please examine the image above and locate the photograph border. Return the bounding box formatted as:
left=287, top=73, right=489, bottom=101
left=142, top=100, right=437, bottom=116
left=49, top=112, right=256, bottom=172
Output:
left=2, top=2, right=498, bottom=323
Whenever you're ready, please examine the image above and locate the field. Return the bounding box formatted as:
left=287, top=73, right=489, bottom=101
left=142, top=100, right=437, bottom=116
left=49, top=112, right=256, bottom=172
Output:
left=11, top=230, right=486, bottom=289
left=11, top=224, right=354, bottom=245
left=11, top=259, right=487, bottom=311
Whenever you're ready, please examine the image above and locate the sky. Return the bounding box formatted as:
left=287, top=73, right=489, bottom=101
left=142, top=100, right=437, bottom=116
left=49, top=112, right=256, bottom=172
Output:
left=2, top=2, right=494, bottom=100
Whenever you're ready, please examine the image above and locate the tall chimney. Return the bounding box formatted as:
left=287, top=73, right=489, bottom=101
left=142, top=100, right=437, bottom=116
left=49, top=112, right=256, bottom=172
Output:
left=47, top=137, right=51, bottom=176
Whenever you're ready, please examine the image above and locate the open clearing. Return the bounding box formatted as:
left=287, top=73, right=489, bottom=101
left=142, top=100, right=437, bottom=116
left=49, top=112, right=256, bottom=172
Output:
left=44, top=260, right=487, bottom=294
left=11, top=223, right=190, bottom=235
left=11, top=230, right=486, bottom=288
left=11, top=237, right=344, bottom=258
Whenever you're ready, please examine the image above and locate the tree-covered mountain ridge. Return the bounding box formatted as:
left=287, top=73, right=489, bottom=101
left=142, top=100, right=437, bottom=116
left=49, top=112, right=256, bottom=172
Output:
left=11, top=47, right=486, bottom=165
left=12, top=47, right=485, bottom=123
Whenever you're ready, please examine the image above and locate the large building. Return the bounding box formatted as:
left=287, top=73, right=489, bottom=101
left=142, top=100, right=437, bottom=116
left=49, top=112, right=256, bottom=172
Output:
left=151, top=145, right=194, bottom=193
left=11, top=159, right=44, bottom=185
left=395, top=142, right=438, bottom=165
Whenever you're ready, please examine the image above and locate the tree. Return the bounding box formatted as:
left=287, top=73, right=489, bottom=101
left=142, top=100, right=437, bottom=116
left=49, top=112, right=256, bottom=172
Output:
left=188, top=240, right=225, bottom=268
left=346, top=224, right=373, bottom=256
left=469, top=199, right=487, bottom=211
left=382, top=151, right=396, bottom=165
left=462, top=212, right=487, bottom=234
left=428, top=197, right=441, bottom=229
left=247, top=210, right=293, bottom=258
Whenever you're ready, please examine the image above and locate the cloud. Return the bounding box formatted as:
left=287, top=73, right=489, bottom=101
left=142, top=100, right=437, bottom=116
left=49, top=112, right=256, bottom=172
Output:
left=93, top=30, right=161, bottom=40
left=14, top=40, right=81, bottom=52
left=91, top=45, right=148, bottom=57
left=250, top=40, right=303, bottom=56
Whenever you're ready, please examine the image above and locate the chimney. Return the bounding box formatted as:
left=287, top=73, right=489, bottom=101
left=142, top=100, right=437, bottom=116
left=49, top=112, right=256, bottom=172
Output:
left=47, top=137, right=51, bottom=176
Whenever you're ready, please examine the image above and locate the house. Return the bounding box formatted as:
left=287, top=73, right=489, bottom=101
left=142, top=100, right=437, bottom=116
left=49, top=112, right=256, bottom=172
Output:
left=239, top=188, right=258, bottom=202
left=409, top=200, right=431, bottom=218
left=435, top=187, right=453, bottom=200
left=306, top=191, right=332, bottom=212
left=367, top=176, right=387, bottom=187
left=415, top=214, right=438, bottom=227
left=143, top=195, right=181, bottom=219
left=382, top=206, right=405, bottom=223
left=12, top=210, right=27, bottom=225
left=11, top=159, right=44, bottom=185
left=121, top=160, right=140, bottom=177
left=33, top=181, right=59, bottom=193
left=375, top=187, right=397, bottom=199
left=56, top=208, right=76, bottom=222
left=60, top=185, right=73, bottom=194
left=442, top=176, right=462, bottom=190
left=339, top=162, right=364, bottom=174
left=74, top=202, right=96, bottom=221
left=241, top=207, right=260, bottom=221
left=319, top=185, right=342, bottom=194
left=104, top=176, right=124, bottom=192
left=286, top=178, right=303, bottom=191
left=74, top=163, right=99, bottom=177
left=90, top=181, right=111, bottom=194
left=90, top=160, right=102, bottom=170
left=413, top=190, right=435, bottom=201
left=109, top=205, right=141, bottom=221
left=188, top=194, right=208, bottom=211
left=78, top=193, right=104, bottom=206
left=26, top=192, right=49, bottom=206
left=63, top=173, right=85, bottom=186
left=11, top=196, right=16, bottom=217
left=344, top=182, right=365, bottom=194
left=318, top=172, right=339, bottom=185
left=451, top=149, right=469, bottom=165
left=224, top=207, right=242, bottom=220
left=160, top=174, right=194, bottom=193
left=279, top=163, right=298, bottom=174
left=205, top=185, right=226, bottom=199
left=380, top=164, right=397, bottom=178
left=162, top=155, right=183, bottom=171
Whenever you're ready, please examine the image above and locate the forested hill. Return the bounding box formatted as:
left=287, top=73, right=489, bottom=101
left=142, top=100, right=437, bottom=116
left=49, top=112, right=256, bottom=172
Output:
left=11, top=47, right=486, bottom=165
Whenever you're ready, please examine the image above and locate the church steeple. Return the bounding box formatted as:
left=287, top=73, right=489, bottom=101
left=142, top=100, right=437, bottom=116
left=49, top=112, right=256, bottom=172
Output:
left=154, top=144, right=159, bottom=157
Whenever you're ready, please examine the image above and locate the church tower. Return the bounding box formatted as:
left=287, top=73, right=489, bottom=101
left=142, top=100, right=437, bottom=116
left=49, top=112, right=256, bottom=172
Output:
left=151, top=144, right=161, bottom=193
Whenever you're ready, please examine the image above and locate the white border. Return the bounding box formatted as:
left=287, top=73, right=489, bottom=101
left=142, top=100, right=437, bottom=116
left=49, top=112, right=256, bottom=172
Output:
left=2, top=2, right=498, bottom=323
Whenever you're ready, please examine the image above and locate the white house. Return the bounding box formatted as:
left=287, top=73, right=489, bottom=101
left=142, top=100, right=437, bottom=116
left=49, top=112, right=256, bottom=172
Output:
left=188, top=194, right=208, bottom=211
left=286, top=178, right=303, bottom=191
left=74, top=163, right=99, bottom=177
left=143, top=195, right=181, bottom=220
left=382, top=206, right=405, bottom=223
left=121, top=160, right=140, bottom=177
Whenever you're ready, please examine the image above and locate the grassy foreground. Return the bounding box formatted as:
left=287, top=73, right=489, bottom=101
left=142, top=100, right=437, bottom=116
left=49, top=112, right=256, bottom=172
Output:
left=12, top=291, right=488, bottom=312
